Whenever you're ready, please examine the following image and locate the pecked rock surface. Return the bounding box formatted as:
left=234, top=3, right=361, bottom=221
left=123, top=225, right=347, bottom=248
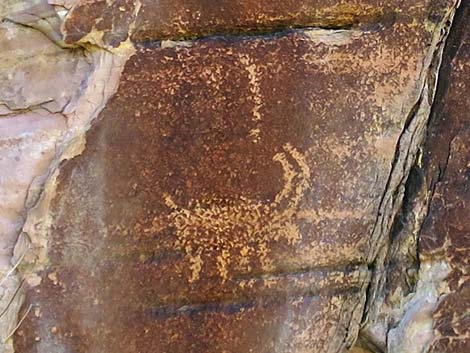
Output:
left=62, top=0, right=396, bottom=45
left=0, top=0, right=464, bottom=353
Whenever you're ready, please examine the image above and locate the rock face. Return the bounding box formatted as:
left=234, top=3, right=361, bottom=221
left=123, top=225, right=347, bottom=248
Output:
left=0, top=1, right=466, bottom=353
left=419, top=4, right=470, bottom=352
left=355, top=3, right=469, bottom=353
left=62, top=0, right=392, bottom=45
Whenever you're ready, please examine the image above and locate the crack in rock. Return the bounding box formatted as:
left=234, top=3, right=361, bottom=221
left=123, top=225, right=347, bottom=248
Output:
left=356, top=2, right=463, bottom=353
left=0, top=0, right=464, bottom=352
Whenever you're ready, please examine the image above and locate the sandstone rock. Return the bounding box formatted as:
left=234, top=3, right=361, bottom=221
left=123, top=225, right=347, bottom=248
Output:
left=419, top=4, right=470, bottom=352
left=62, top=0, right=396, bottom=45
left=0, top=3, right=132, bottom=353
left=0, top=1, right=465, bottom=353
left=355, top=3, right=469, bottom=353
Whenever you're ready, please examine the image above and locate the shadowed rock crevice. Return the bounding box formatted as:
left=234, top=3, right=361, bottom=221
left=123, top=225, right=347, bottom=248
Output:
left=62, top=0, right=398, bottom=46
left=354, top=2, right=468, bottom=352
left=418, top=2, right=469, bottom=352
left=360, top=19, right=453, bottom=336
left=0, top=1, right=466, bottom=353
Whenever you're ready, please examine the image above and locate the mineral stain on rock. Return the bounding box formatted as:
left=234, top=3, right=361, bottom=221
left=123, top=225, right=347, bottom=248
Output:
left=0, top=0, right=466, bottom=353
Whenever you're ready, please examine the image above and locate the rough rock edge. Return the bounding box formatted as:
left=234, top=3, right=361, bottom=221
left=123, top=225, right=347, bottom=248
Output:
left=16, top=26, right=379, bottom=353
left=0, top=2, right=461, bottom=353
left=357, top=1, right=462, bottom=352
left=0, top=5, right=136, bottom=353
left=0, top=14, right=364, bottom=353
left=386, top=3, right=468, bottom=353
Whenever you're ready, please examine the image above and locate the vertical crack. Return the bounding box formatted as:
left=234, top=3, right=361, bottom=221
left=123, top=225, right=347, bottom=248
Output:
left=355, top=1, right=466, bottom=352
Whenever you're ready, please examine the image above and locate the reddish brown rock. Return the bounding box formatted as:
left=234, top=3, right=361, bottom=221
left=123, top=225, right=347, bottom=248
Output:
left=62, top=0, right=450, bottom=45
left=0, top=0, right=464, bottom=353
left=0, top=3, right=132, bottom=353
left=418, top=3, right=470, bottom=352
left=10, top=1, right=459, bottom=352
left=355, top=3, right=469, bottom=353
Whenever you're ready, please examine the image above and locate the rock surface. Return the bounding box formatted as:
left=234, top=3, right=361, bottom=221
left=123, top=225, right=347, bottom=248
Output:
left=354, top=3, right=469, bottom=353
left=419, top=4, right=470, bottom=352
left=62, top=0, right=396, bottom=45
left=0, top=1, right=466, bottom=353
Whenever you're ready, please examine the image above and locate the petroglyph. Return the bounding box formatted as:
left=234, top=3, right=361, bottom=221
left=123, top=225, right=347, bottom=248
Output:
left=148, top=143, right=311, bottom=282
left=239, top=54, right=263, bottom=143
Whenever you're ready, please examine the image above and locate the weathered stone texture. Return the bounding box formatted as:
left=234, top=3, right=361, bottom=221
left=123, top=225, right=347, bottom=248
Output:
left=0, top=11, right=90, bottom=351
left=0, top=0, right=465, bottom=353
left=62, top=0, right=452, bottom=45
left=419, top=3, right=470, bottom=352
left=9, top=1, right=460, bottom=352
left=0, top=2, right=133, bottom=353
left=355, top=3, right=469, bottom=353
left=0, top=22, right=89, bottom=112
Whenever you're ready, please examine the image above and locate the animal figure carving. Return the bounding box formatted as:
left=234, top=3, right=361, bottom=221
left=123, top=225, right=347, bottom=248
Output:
left=149, top=143, right=311, bottom=282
